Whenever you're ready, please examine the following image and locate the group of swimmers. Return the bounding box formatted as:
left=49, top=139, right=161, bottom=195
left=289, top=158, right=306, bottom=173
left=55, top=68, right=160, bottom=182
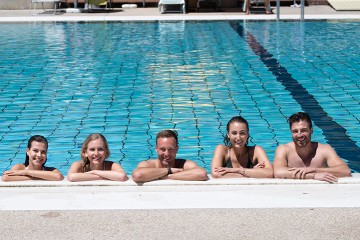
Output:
left=2, top=112, right=351, bottom=184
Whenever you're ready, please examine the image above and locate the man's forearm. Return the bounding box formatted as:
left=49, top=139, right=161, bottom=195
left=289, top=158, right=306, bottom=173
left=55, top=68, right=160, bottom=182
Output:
left=168, top=168, right=207, bottom=181
left=132, top=168, right=169, bottom=182
left=313, top=165, right=351, bottom=177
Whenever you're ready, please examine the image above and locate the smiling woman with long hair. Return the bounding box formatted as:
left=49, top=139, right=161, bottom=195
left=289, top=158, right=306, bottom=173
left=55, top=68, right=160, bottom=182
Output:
left=67, top=133, right=128, bottom=182
left=211, top=116, right=273, bottom=178
left=2, top=135, right=64, bottom=181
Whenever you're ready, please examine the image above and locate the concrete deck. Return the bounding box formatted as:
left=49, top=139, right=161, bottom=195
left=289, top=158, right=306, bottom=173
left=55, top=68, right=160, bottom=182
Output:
left=1, top=174, right=360, bottom=210
left=1, top=6, right=360, bottom=239
left=1, top=175, right=360, bottom=239
left=0, top=5, right=359, bottom=22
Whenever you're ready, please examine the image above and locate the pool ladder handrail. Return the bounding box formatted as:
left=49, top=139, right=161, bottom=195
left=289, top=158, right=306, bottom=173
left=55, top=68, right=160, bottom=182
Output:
left=276, top=0, right=305, bottom=21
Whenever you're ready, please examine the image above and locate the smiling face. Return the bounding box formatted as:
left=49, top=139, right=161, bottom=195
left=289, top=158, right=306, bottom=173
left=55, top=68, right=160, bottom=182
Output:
left=227, top=122, right=249, bottom=148
left=84, top=139, right=107, bottom=166
left=155, top=137, right=178, bottom=167
left=291, top=120, right=313, bottom=147
left=26, top=141, right=47, bottom=169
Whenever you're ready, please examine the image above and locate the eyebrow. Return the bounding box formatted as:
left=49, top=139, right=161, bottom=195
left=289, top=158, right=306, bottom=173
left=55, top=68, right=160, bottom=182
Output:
left=32, top=148, right=47, bottom=152
left=292, top=127, right=308, bottom=131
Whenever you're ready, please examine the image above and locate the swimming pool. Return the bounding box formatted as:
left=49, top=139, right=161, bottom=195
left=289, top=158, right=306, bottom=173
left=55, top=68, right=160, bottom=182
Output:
left=0, top=20, right=359, bottom=175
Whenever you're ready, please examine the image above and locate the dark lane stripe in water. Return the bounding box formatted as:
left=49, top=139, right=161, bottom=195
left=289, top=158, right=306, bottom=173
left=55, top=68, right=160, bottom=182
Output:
left=229, top=21, right=360, bottom=171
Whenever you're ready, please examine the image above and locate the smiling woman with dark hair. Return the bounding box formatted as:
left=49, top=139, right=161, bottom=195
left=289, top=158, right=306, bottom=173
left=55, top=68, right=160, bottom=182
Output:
left=211, top=116, right=273, bottom=179
left=2, top=135, right=64, bottom=181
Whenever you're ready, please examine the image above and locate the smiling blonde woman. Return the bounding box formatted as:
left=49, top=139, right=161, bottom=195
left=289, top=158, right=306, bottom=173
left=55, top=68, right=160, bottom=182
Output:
left=67, top=133, right=128, bottom=182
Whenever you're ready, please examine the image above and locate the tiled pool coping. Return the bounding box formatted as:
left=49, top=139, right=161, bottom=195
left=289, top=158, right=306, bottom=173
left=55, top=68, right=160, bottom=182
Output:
left=1, top=173, right=359, bottom=187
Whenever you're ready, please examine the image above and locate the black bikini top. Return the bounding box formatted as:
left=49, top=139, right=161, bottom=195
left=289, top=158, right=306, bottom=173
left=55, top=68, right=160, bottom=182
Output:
left=224, top=147, right=254, bottom=168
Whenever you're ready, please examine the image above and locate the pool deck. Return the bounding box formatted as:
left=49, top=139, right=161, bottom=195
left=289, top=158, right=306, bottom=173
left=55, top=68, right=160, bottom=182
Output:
left=1, top=174, right=360, bottom=239
left=1, top=6, right=360, bottom=239
left=2, top=174, right=360, bottom=210
left=0, top=5, right=359, bottom=22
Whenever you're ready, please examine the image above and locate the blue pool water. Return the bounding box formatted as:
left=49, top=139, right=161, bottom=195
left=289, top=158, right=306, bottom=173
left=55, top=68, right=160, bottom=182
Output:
left=0, top=21, right=359, bottom=175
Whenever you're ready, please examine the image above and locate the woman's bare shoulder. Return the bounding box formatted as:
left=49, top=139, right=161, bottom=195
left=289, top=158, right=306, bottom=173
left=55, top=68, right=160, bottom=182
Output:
left=215, top=144, right=228, bottom=152
left=11, top=164, right=26, bottom=170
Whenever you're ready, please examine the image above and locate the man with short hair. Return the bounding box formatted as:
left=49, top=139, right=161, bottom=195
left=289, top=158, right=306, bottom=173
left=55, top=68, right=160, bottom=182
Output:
left=273, top=112, right=351, bottom=183
left=132, top=130, right=208, bottom=183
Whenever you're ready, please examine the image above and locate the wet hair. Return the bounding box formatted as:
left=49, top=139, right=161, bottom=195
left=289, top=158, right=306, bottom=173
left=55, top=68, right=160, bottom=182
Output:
left=156, top=130, right=178, bottom=146
left=288, top=112, right=312, bottom=129
left=80, top=133, right=110, bottom=172
left=225, top=116, right=249, bottom=146
left=25, top=135, right=48, bottom=167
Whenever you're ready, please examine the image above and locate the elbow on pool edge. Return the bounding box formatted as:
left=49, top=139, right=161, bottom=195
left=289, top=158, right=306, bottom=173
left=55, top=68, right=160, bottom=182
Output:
left=263, top=169, right=274, bottom=179
left=118, top=174, right=129, bottom=182
left=211, top=171, right=223, bottom=179
left=131, top=170, right=146, bottom=183
left=196, top=168, right=209, bottom=181
left=342, top=167, right=352, bottom=177
left=273, top=168, right=288, bottom=179
left=66, top=174, right=78, bottom=182
left=54, top=174, right=64, bottom=181
left=1, top=175, right=10, bottom=182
